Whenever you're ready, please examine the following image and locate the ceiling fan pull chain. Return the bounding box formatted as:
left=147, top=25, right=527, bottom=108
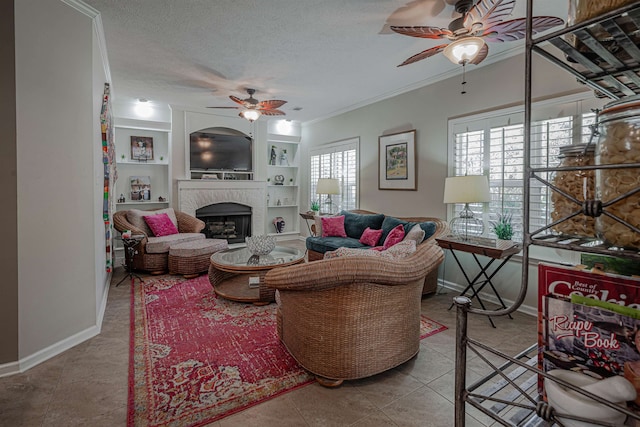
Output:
left=461, top=62, right=467, bottom=95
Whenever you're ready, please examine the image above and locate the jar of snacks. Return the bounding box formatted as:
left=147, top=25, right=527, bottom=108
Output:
left=595, top=95, right=640, bottom=249
left=568, top=0, right=635, bottom=26
left=551, top=144, right=596, bottom=238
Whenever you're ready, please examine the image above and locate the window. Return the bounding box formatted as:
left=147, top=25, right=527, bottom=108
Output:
left=310, top=137, right=359, bottom=213
left=449, top=95, right=603, bottom=242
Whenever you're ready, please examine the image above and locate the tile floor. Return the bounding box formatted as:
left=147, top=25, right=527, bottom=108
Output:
left=0, top=241, right=537, bottom=426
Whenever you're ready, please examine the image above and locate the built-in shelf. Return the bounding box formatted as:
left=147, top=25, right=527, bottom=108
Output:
left=267, top=204, right=298, bottom=208
left=117, top=160, right=168, bottom=166
left=116, top=201, right=169, bottom=206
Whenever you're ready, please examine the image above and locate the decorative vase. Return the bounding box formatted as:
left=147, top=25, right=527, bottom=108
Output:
left=496, top=239, right=513, bottom=249
left=273, top=217, right=285, bottom=233
left=245, top=235, right=276, bottom=256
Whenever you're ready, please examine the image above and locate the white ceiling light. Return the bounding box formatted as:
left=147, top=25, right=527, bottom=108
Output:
left=443, top=37, right=485, bottom=64
left=135, top=98, right=152, bottom=118
left=241, top=109, right=261, bottom=122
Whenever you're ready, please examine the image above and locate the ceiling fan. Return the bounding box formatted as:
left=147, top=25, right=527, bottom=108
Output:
left=390, top=0, right=564, bottom=67
left=207, top=88, right=287, bottom=122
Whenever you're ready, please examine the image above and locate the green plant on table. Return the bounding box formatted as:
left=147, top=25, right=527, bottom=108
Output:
left=311, top=200, right=320, bottom=212
left=491, top=213, right=513, bottom=240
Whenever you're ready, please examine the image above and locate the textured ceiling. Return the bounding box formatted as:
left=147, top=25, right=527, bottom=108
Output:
left=82, top=0, right=567, bottom=123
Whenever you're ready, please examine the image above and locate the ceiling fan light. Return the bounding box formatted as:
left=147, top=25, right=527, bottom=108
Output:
left=241, top=109, right=261, bottom=122
left=443, top=37, right=485, bottom=64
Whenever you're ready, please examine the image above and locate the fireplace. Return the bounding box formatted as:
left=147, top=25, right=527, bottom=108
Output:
left=196, top=202, right=251, bottom=244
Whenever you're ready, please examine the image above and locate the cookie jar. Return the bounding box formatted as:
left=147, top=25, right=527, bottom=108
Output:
left=551, top=144, right=596, bottom=238
left=595, top=95, right=640, bottom=249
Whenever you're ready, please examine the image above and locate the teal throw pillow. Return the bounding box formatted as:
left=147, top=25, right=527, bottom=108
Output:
left=340, top=210, right=385, bottom=239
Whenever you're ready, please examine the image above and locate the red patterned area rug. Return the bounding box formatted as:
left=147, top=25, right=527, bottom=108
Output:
left=128, top=275, right=447, bottom=427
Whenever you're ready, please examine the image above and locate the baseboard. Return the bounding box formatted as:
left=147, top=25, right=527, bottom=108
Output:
left=437, top=279, right=538, bottom=317
left=0, top=360, right=20, bottom=378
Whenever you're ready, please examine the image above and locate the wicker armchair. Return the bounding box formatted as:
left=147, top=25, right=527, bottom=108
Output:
left=113, top=209, right=205, bottom=274
left=265, top=241, right=444, bottom=387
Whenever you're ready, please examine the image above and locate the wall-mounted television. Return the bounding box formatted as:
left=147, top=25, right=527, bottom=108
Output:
left=189, top=128, right=253, bottom=171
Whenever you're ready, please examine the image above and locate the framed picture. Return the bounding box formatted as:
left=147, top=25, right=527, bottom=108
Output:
left=378, top=130, right=417, bottom=190
left=130, top=176, right=151, bottom=201
left=130, top=136, right=154, bottom=161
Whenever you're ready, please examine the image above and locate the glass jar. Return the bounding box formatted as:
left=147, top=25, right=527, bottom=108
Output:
left=551, top=144, right=596, bottom=238
left=568, top=0, right=635, bottom=26
left=595, top=95, right=640, bottom=249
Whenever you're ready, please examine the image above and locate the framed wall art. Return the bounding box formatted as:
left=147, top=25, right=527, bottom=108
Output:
left=130, top=176, right=151, bottom=201
left=131, top=136, right=154, bottom=161
left=378, top=130, right=416, bottom=190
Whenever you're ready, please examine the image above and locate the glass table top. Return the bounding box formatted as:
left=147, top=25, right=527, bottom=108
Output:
left=211, top=246, right=305, bottom=268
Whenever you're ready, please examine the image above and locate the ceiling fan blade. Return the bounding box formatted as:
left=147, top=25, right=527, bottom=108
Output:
left=469, top=43, right=489, bottom=65
left=229, top=95, right=247, bottom=106
left=258, top=99, right=287, bottom=110
left=260, top=109, right=286, bottom=116
left=206, top=106, right=240, bottom=109
left=398, top=44, right=448, bottom=67
left=481, top=16, right=564, bottom=42
left=391, top=25, right=452, bottom=39
left=464, top=0, right=515, bottom=31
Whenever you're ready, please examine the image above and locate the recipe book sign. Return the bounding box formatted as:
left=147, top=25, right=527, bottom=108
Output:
left=537, top=263, right=640, bottom=397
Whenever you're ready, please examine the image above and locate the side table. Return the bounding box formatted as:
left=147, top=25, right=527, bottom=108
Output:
left=436, top=236, right=521, bottom=328
left=299, top=212, right=318, bottom=236
left=115, top=234, right=145, bottom=287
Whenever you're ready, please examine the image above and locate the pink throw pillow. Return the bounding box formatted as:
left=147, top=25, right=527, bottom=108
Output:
left=321, top=215, right=347, bottom=238
left=359, top=227, right=383, bottom=246
left=383, top=224, right=405, bottom=250
left=143, top=213, right=179, bottom=237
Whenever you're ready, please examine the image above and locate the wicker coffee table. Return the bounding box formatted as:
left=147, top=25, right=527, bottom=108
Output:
left=208, top=246, right=305, bottom=305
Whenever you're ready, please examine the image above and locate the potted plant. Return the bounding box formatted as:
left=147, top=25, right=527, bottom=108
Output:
left=491, top=213, right=514, bottom=248
left=311, top=200, right=320, bottom=215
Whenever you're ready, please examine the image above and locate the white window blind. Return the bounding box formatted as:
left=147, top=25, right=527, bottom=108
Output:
left=310, top=137, right=359, bottom=212
left=449, top=95, right=602, bottom=242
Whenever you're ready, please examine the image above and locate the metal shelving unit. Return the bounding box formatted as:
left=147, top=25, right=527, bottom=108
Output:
left=454, top=2, right=640, bottom=425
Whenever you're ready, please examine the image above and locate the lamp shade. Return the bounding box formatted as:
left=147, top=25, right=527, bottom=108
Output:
left=443, top=37, right=486, bottom=64
left=316, top=178, right=340, bottom=195
left=443, top=175, right=490, bottom=204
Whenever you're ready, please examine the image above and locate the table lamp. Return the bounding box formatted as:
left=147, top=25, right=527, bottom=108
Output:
left=316, top=178, right=340, bottom=214
left=443, top=175, right=491, bottom=240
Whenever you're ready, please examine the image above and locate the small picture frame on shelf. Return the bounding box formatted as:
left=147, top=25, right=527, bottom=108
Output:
left=130, top=176, right=151, bottom=201
left=130, top=136, right=153, bottom=161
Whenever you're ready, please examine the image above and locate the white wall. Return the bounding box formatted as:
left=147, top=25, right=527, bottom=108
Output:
left=301, top=53, right=591, bottom=314
left=12, top=0, right=108, bottom=369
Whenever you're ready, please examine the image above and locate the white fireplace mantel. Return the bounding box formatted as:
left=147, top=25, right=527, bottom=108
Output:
left=178, top=180, right=267, bottom=235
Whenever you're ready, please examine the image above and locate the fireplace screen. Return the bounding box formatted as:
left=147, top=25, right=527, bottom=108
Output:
left=196, top=202, right=251, bottom=244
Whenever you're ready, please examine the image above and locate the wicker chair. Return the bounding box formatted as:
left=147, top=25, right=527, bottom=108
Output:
left=264, top=241, right=444, bottom=387
left=113, top=209, right=205, bottom=274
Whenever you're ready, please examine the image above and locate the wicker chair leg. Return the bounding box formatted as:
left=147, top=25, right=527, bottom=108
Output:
left=315, top=377, right=343, bottom=387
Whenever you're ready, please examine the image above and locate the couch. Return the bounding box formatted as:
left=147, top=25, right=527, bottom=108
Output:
left=113, top=208, right=205, bottom=274
left=305, top=209, right=448, bottom=294
left=265, top=240, right=445, bottom=386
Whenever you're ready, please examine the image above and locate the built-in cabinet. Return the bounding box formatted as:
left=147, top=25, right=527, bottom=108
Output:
left=265, top=137, right=300, bottom=236
left=114, top=126, right=171, bottom=210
